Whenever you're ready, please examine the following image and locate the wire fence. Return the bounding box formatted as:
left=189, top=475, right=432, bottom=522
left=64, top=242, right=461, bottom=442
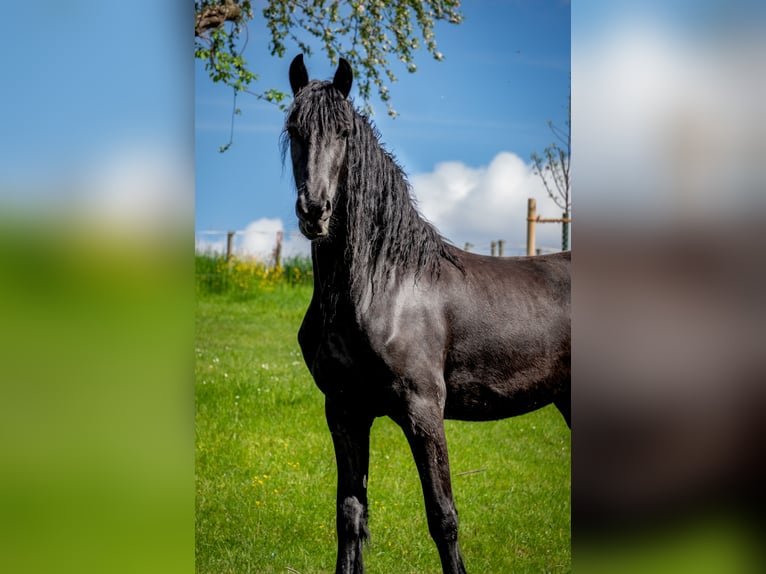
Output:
left=195, top=229, right=561, bottom=262
left=194, top=227, right=562, bottom=297
left=195, top=230, right=308, bottom=263
left=196, top=200, right=567, bottom=297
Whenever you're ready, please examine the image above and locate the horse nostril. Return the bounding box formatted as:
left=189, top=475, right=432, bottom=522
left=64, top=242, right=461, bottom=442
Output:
left=297, top=196, right=331, bottom=221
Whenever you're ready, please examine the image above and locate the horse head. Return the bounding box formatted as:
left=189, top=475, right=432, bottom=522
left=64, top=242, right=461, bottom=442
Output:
left=286, top=54, right=354, bottom=240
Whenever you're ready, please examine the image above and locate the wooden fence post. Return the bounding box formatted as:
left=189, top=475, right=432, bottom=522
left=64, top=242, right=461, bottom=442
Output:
left=226, top=230, right=235, bottom=269
left=274, top=231, right=283, bottom=268
left=498, top=240, right=505, bottom=257
left=491, top=241, right=497, bottom=257
left=526, top=198, right=536, bottom=256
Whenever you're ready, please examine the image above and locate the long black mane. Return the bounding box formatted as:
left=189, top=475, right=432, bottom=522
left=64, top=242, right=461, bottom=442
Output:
left=283, top=80, right=462, bottom=306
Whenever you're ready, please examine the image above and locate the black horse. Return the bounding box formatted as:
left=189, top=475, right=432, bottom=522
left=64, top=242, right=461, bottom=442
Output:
left=284, top=54, right=570, bottom=574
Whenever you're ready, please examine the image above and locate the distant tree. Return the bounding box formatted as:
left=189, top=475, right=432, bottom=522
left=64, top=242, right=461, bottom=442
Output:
left=531, top=96, right=571, bottom=250
left=195, top=0, right=463, bottom=119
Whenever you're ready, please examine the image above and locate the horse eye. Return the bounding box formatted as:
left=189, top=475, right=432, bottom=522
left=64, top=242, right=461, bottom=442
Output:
left=288, top=126, right=303, bottom=140
left=339, top=129, right=350, bottom=139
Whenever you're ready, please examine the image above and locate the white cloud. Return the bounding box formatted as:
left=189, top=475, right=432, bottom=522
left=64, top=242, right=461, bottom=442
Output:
left=197, top=152, right=569, bottom=261
left=239, top=218, right=284, bottom=260
left=194, top=235, right=226, bottom=255
left=411, top=152, right=567, bottom=254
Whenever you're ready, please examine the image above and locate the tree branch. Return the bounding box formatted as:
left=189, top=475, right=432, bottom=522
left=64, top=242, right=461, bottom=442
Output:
left=195, top=1, right=243, bottom=37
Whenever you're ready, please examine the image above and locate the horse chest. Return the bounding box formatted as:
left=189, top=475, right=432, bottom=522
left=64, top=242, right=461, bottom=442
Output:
left=300, top=309, right=391, bottom=407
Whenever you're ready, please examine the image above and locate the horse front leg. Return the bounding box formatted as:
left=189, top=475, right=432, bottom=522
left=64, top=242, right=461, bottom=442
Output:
left=396, top=400, right=467, bottom=574
left=325, top=398, right=374, bottom=574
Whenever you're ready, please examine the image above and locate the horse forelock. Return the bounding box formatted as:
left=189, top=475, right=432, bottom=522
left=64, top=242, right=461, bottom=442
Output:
left=285, top=81, right=352, bottom=139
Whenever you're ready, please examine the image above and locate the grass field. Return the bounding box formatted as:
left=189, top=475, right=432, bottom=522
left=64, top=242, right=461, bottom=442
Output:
left=195, top=283, right=571, bottom=574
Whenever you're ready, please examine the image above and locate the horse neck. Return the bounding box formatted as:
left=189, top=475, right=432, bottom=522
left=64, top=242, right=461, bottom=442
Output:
left=311, top=237, right=346, bottom=286
left=307, top=115, right=460, bottom=312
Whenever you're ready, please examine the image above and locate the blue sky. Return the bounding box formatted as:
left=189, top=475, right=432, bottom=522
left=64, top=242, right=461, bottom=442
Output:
left=196, top=0, right=571, bottom=256
left=0, top=3, right=190, bottom=193
left=0, top=1, right=568, bottom=255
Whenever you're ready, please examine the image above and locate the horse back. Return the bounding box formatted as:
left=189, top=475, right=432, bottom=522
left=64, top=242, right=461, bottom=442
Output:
left=439, top=249, right=570, bottom=421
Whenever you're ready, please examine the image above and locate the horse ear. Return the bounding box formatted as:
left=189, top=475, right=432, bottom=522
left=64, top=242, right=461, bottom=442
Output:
left=333, top=58, right=353, bottom=99
left=289, top=54, right=309, bottom=96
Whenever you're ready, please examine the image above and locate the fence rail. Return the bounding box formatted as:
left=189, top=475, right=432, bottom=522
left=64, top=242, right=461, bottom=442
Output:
left=526, top=198, right=571, bottom=255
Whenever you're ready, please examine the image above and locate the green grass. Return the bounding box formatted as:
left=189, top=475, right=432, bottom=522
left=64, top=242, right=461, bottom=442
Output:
left=195, top=253, right=313, bottom=299
left=196, top=285, right=571, bottom=573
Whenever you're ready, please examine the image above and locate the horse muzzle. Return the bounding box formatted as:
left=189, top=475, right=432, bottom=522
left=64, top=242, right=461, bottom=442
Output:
left=296, top=198, right=332, bottom=239
left=298, top=216, right=330, bottom=240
